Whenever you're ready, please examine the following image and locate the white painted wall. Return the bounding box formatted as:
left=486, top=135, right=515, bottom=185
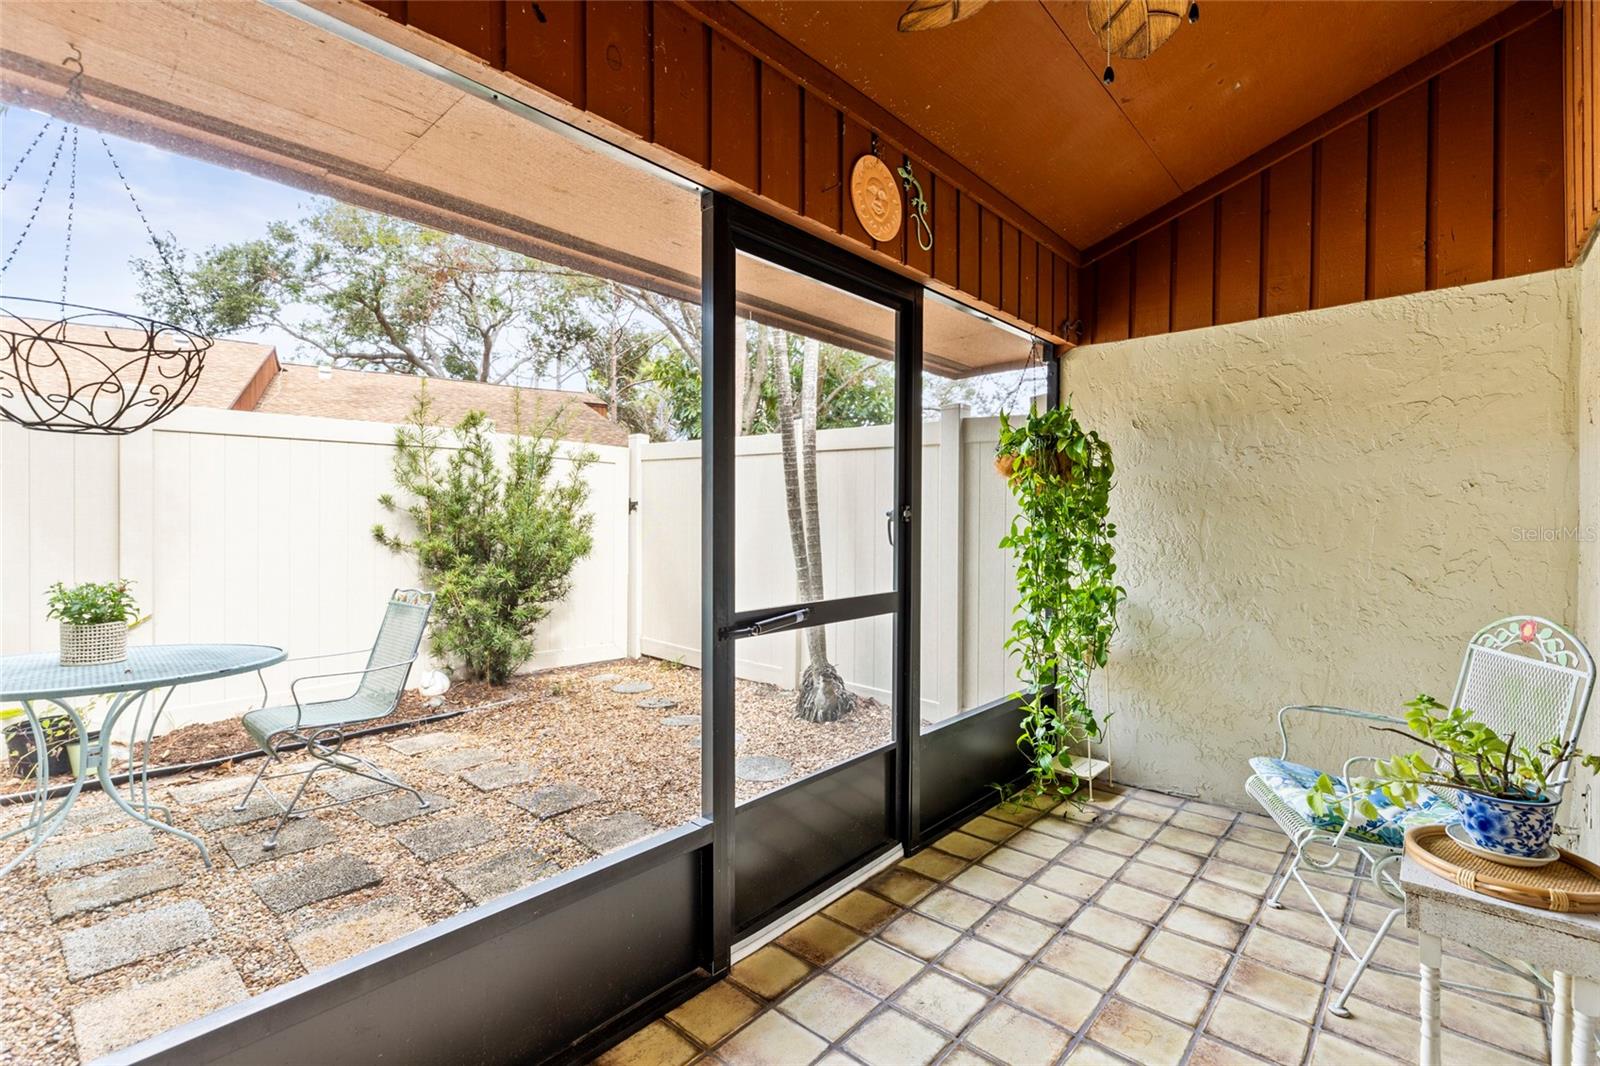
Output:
left=1064, top=270, right=1582, bottom=811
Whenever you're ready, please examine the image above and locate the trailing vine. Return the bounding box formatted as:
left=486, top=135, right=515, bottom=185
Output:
left=996, top=401, right=1123, bottom=800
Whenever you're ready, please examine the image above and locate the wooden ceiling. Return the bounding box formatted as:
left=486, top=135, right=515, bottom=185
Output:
left=733, top=0, right=1514, bottom=251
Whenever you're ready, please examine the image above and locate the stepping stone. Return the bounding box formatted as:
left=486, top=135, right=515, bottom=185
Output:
left=460, top=762, right=539, bottom=792
left=689, top=731, right=745, bottom=750
left=60, top=900, right=214, bottom=980
left=287, top=896, right=425, bottom=971
left=611, top=681, right=654, bottom=694
left=423, top=748, right=500, bottom=774
left=385, top=732, right=460, bottom=757
left=638, top=696, right=679, bottom=710
left=72, top=957, right=246, bottom=1061
left=506, top=782, right=601, bottom=820
left=36, top=827, right=156, bottom=876
left=395, top=815, right=499, bottom=863
left=195, top=795, right=280, bottom=831
left=167, top=775, right=256, bottom=806
left=736, top=756, right=793, bottom=783
left=445, top=846, right=557, bottom=905
left=353, top=791, right=451, bottom=828
left=251, top=854, right=381, bottom=914
left=47, top=862, right=184, bottom=921
left=317, top=773, right=397, bottom=803
left=222, top=817, right=334, bottom=869
left=568, top=812, right=657, bottom=855
left=660, top=715, right=699, bottom=727
left=590, top=673, right=622, bottom=683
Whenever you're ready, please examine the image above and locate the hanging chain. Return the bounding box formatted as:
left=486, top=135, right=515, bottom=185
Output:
left=2, top=118, right=54, bottom=191
left=1, top=123, right=67, bottom=279
left=98, top=132, right=184, bottom=294
left=58, top=123, right=79, bottom=308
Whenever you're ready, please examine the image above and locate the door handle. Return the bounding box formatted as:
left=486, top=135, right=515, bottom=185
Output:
left=885, top=508, right=894, bottom=547
left=721, top=607, right=810, bottom=640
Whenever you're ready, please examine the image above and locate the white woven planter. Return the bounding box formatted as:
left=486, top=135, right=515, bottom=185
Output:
left=59, top=621, right=128, bottom=666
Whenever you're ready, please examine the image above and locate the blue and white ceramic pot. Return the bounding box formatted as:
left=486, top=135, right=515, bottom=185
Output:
left=1457, top=791, right=1559, bottom=858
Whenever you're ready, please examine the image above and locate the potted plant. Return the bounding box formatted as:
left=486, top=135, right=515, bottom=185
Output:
left=995, top=403, right=1124, bottom=799
left=1310, top=694, right=1600, bottom=860
left=2, top=707, right=76, bottom=781
left=45, top=579, right=143, bottom=667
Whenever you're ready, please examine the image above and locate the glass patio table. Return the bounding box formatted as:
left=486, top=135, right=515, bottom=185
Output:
left=0, top=643, right=285, bottom=874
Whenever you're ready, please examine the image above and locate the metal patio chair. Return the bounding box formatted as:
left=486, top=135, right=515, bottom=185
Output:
left=1245, top=615, right=1594, bottom=1019
left=235, top=588, right=435, bottom=849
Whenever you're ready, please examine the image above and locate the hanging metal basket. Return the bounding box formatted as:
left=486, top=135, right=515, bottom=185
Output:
left=0, top=297, right=210, bottom=435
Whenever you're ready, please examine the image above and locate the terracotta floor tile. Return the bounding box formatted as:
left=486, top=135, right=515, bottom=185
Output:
left=1255, top=903, right=1337, bottom=948
left=730, top=946, right=812, bottom=1000
left=973, top=908, right=1054, bottom=956
left=950, top=865, right=1024, bottom=903
left=1142, top=929, right=1232, bottom=984
left=1007, top=884, right=1081, bottom=924
left=813, top=1053, right=865, bottom=1066
left=1170, top=810, right=1232, bottom=835
left=777, top=915, right=863, bottom=966
left=899, top=848, right=967, bottom=882
left=1099, top=882, right=1172, bottom=923
left=1117, top=861, right=1192, bottom=897
left=1213, top=840, right=1283, bottom=872
left=667, top=982, right=761, bottom=1046
left=914, top=888, right=992, bottom=930
left=961, top=815, right=1019, bottom=843
left=894, top=969, right=988, bottom=1033
left=1117, top=798, right=1176, bottom=822
left=1036, top=863, right=1105, bottom=899
left=1199, top=860, right=1274, bottom=896
left=843, top=1008, right=946, bottom=1066
left=1307, top=1032, right=1395, bottom=1066
left=1059, top=845, right=1127, bottom=877
left=595, top=1021, right=697, bottom=1066
left=940, top=938, right=1025, bottom=990
left=938, top=1048, right=996, bottom=1066
left=1138, top=844, right=1204, bottom=875
left=966, top=1003, right=1069, bottom=1065
left=1007, top=828, right=1070, bottom=860
left=1065, top=1042, right=1138, bottom=1065
left=1025, top=817, right=1086, bottom=843
left=1182, top=879, right=1261, bottom=923
left=1067, top=905, right=1151, bottom=953
left=1116, top=960, right=1213, bottom=1025
left=1037, top=933, right=1131, bottom=988
left=714, top=1011, right=826, bottom=1066
left=1224, top=957, right=1323, bottom=1018
left=1205, top=995, right=1309, bottom=1064
left=1188, top=1037, right=1270, bottom=1066
left=1163, top=905, right=1246, bottom=950
left=980, top=846, right=1046, bottom=880
left=831, top=941, right=924, bottom=998
left=823, top=890, right=900, bottom=936
left=1436, top=990, right=1551, bottom=1058
left=867, top=868, right=939, bottom=907
left=881, top=912, right=961, bottom=960
left=1082, top=829, right=1144, bottom=856
left=1086, top=998, right=1192, bottom=1066
left=1006, top=965, right=1101, bottom=1031
left=776, top=973, right=877, bottom=1041
left=1153, top=825, right=1217, bottom=855
left=1241, top=926, right=1332, bottom=982
left=987, top=801, right=1041, bottom=827
left=933, top=832, right=994, bottom=860
left=1228, top=825, right=1289, bottom=851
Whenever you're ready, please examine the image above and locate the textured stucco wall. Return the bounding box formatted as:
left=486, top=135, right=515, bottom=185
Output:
left=1574, top=244, right=1600, bottom=861
left=1063, top=271, right=1580, bottom=809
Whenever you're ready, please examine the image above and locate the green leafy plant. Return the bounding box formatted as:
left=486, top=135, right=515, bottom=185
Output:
left=374, top=384, right=596, bottom=684
left=1308, top=694, right=1600, bottom=822
left=996, top=401, right=1124, bottom=799
left=44, top=580, right=142, bottom=627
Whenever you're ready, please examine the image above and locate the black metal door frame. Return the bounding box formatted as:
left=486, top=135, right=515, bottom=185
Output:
left=701, top=192, right=923, bottom=969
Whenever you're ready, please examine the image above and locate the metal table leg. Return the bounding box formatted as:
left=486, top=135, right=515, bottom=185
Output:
left=0, top=698, right=87, bottom=878
left=95, top=688, right=212, bottom=867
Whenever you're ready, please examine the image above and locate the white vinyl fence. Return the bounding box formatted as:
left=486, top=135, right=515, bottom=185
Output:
left=0, top=404, right=1019, bottom=736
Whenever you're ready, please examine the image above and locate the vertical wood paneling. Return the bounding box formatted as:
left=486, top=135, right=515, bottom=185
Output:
left=1263, top=146, right=1313, bottom=316
left=584, top=2, right=650, bottom=138
left=979, top=208, right=1002, bottom=309
left=1313, top=119, right=1369, bottom=308
left=1019, top=234, right=1038, bottom=327
left=1567, top=0, right=1600, bottom=260
left=1500, top=20, right=1564, bottom=276
left=1215, top=175, right=1262, bottom=324
left=759, top=66, right=802, bottom=214
left=651, top=3, right=706, bottom=166
left=874, top=139, right=908, bottom=262
left=408, top=1, right=504, bottom=66
left=1094, top=246, right=1132, bottom=343
left=841, top=119, right=875, bottom=248
left=957, top=193, right=981, bottom=297
left=1000, top=223, right=1020, bottom=318
left=1429, top=50, right=1495, bottom=288
left=1369, top=84, right=1430, bottom=299
left=933, top=173, right=959, bottom=287
left=802, top=92, right=841, bottom=233
left=1131, top=225, right=1171, bottom=338
left=904, top=156, right=934, bottom=277
left=1171, top=202, right=1214, bottom=332
left=506, top=1, right=583, bottom=105
left=1053, top=255, right=1070, bottom=339
left=709, top=34, right=758, bottom=193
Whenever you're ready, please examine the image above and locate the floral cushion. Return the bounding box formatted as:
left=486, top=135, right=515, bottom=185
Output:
left=1248, top=756, right=1458, bottom=848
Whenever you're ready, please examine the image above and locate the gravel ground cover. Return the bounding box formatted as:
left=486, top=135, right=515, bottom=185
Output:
left=0, top=658, right=890, bottom=1064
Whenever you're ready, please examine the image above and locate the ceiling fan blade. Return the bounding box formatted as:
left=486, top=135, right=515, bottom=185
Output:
left=897, top=0, right=991, bottom=33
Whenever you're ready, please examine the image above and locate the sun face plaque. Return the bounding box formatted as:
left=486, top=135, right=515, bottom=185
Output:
left=851, top=154, right=904, bottom=243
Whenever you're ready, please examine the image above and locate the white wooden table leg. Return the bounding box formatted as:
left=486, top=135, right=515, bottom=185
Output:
left=1419, top=931, right=1442, bottom=1066
left=1555, top=972, right=1574, bottom=1066
left=1573, top=977, right=1599, bottom=1066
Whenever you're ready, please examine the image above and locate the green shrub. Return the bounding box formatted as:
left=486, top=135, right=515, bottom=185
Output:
left=374, top=385, right=595, bottom=684
left=45, top=580, right=140, bottom=626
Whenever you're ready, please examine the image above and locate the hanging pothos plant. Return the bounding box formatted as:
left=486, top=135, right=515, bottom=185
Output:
left=996, top=401, right=1124, bottom=800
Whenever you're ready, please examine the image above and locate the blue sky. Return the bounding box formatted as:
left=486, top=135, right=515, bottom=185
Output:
left=2, top=103, right=311, bottom=356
